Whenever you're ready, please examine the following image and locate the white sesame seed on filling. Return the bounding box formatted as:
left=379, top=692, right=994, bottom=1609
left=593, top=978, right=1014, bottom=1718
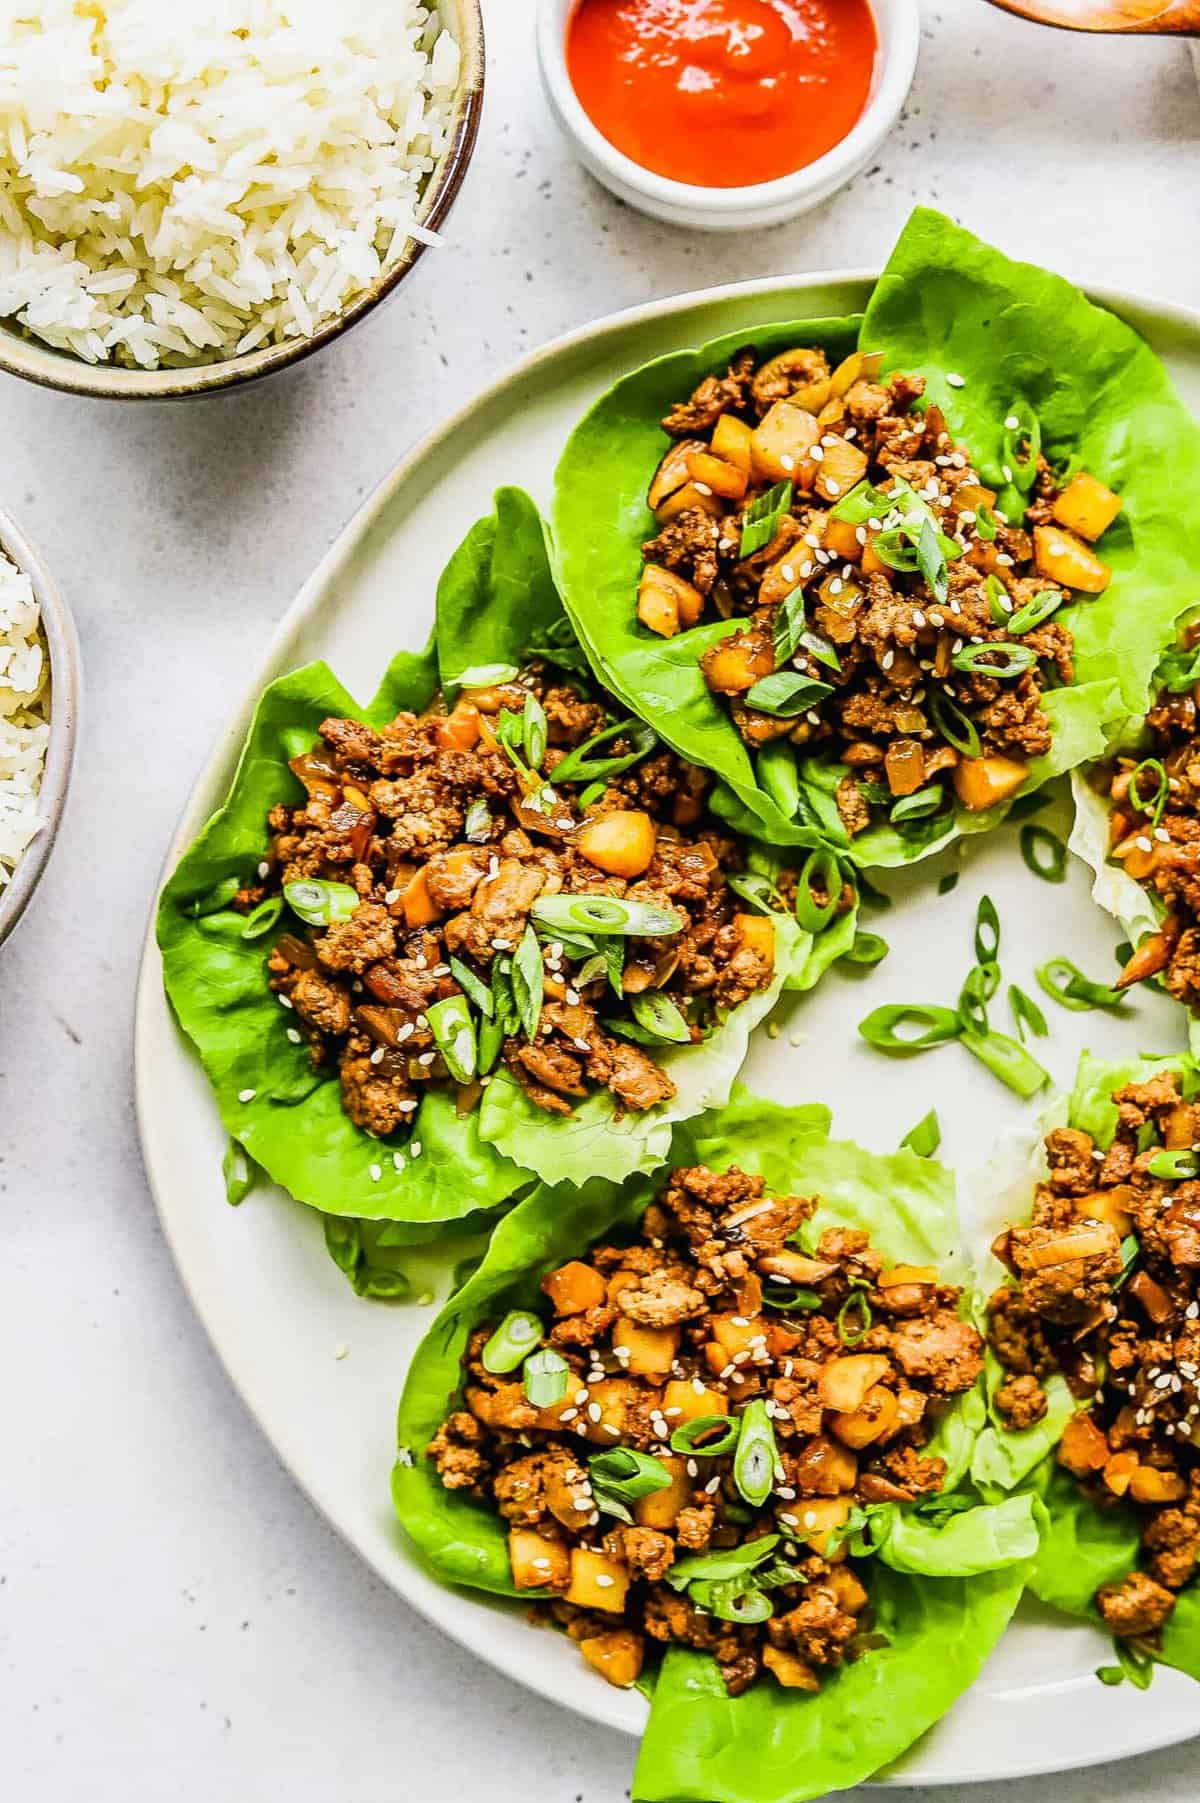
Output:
left=946, top=372, right=965, bottom=388
left=238, top=1088, right=256, bottom=1103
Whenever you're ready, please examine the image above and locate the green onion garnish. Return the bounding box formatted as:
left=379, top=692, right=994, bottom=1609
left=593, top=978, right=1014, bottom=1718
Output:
left=732, top=1399, right=778, bottom=1507
left=1009, top=983, right=1048, bottom=1041
left=837, top=1285, right=872, bottom=1346
left=870, top=527, right=921, bottom=573
left=960, top=1028, right=1050, bottom=1098
left=222, top=1137, right=256, bottom=1205
left=957, top=963, right=996, bottom=1037
left=1036, top=956, right=1126, bottom=1013
left=588, top=1447, right=673, bottom=1520
left=858, top=1004, right=962, bottom=1052
left=669, top=1416, right=739, bottom=1457
left=761, top=1282, right=823, bottom=1312
left=530, top=894, right=684, bottom=937
left=426, top=993, right=478, bottom=1083
left=890, top=786, right=947, bottom=824
left=665, top=1536, right=781, bottom=1591
left=511, top=924, right=545, bottom=1042
left=455, top=662, right=519, bottom=691
left=630, top=991, right=691, bottom=1044
left=1020, top=823, right=1067, bottom=883
left=240, top=894, right=283, bottom=940
left=283, top=878, right=360, bottom=927
left=481, top=1310, right=543, bottom=1374
left=740, top=480, right=793, bottom=559
left=744, top=672, right=835, bottom=718
left=950, top=643, right=1036, bottom=679
left=550, top=718, right=657, bottom=786
left=900, top=1110, right=941, bottom=1157
left=691, top=1578, right=774, bottom=1624
left=795, top=846, right=842, bottom=933
left=463, top=797, right=492, bottom=841
left=449, top=955, right=494, bottom=1018
left=829, top=477, right=894, bottom=523
left=1147, top=1149, right=1200, bottom=1181
left=974, top=503, right=998, bottom=543
left=521, top=693, right=548, bottom=771
left=985, top=575, right=1012, bottom=624
left=522, top=1347, right=570, bottom=1408
left=726, top=871, right=781, bottom=914
left=914, top=516, right=949, bottom=605
left=844, top=930, right=889, bottom=966
left=928, top=688, right=982, bottom=759
left=974, top=895, right=1001, bottom=963
left=190, top=875, right=240, bottom=918
left=799, top=629, right=841, bottom=673
left=1128, top=757, right=1169, bottom=828
left=938, top=872, right=959, bottom=896
left=1001, top=407, right=1042, bottom=494
left=1008, top=590, right=1064, bottom=634
left=772, top=587, right=807, bottom=665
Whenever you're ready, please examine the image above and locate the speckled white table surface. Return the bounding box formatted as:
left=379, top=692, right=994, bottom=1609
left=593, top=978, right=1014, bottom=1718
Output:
left=3, top=3, right=1200, bottom=1799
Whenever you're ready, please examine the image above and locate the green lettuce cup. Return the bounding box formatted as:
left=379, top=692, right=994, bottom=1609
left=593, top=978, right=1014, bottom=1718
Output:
left=158, top=491, right=855, bottom=1267
left=393, top=1091, right=1035, bottom=1802
left=967, top=1051, right=1200, bottom=1684
left=552, top=208, right=1200, bottom=869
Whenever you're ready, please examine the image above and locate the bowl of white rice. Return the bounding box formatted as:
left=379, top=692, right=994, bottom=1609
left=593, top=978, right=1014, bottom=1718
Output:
left=0, top=511, right=77, bottom=949
left=0, top=0, right=484, bottom=398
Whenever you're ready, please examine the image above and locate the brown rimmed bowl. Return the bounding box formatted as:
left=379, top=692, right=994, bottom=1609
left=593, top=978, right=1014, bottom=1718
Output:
left=0, top=0, right=484, bottom=401
left=0, top=510, right=79, bottom=949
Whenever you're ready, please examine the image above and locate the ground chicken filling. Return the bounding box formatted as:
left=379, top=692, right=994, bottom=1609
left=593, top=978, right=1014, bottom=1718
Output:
left=988, top=1071, right=1200, bottom=1643
left=427, top=1163, right=984, bottom=1694
left=1100, top=627, right=1200, bottom=1011
left=235, top=665, right=809, bottom=1139
left=637, top=343, right=1123, bottom=836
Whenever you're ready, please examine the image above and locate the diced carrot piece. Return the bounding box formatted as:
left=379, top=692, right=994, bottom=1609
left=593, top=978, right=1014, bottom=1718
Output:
left=402, top=867, right=441, bottom=928
left=1052, top=472, right=1122, bottom=543
left=542, top=1260, right=606, bottom=1316
left=687, top=448, right=748, bottom=501
left=952, top=755, right=1029, bottom=812
left=711, top=413, right=753, bottom=474
left=567, top=1547, right=630, bottom=1612
left=1033, top=524, right=1111, bottom=594
left=634, top=1455, right=692, bottom=1529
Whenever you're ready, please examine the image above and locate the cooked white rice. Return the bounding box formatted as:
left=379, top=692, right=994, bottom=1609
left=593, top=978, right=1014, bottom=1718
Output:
left=0, top=551, right=49, bottom=888
left=0, top=0, right=460, bottom=367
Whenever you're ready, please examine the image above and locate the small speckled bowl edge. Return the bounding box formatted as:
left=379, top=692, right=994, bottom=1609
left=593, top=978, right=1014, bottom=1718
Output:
left=0, top=510, right=80, bottom=950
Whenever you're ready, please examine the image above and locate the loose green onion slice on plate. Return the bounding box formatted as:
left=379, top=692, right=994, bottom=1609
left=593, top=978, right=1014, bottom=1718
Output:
left=1036, top=955, right=1126, bottom=1013
left=1019, top=823, right=1067, bottom=883
left=900, top=1109, right=941, bottom=1157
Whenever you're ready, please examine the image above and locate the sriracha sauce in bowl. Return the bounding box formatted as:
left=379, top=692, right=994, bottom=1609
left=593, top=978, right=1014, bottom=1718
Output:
left=537, top=0, right=918, bottom=229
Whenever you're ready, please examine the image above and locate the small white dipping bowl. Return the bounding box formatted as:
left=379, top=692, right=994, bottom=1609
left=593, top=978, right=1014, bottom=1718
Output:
left=537, top=0, right=919, bottom=232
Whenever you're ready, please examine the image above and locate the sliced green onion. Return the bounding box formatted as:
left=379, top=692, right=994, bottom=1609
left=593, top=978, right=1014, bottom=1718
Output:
left=240, top=894, right=283, bottom=940
left=579, top=780, right=607, bottom=807
left=986, top=575, right=1012, bottom=623
left=961, top=1028, right=1050, bottom=1098
left=1157, top=646, right=1200, bottom=694
left=758, top=738, right=801, bottom=820
left=426, top=993, right=478, bottom=1083
left=665, top=1536, right=781, bottom=1591
left=891, top=786, right=946, bottom=823
left=762, top=1283, right=823, bottom=1312
left=669, top=1416, right=739, bottom=1457
left=190, top=875, right=240, bottom=918
left=857, top=871, right=893, bottom=911
left=477, top=1012, right=506, bottom=1076
left=974, top=503, right=998, bottom=543
left=481, top=1310, right=543, bottom=1374
left=1008, top=590, right=1064, bottom=634
left=744, top=672, right=835, bottom=718
left=928, top=688, right=982, bottom=759
left=844, top=931, right=889, bottom=966
left=837, top=1285, right=872, bottom=1346
left=799, top=629, right=841, bottom=672
left=531, top=894, right=684, bottom=938
left=449, top=955, right=494, bottom=1019
left=914, top=515, right=949, bottom=605
left=1129, top=757, right=1169, bottom=828
left=1002, top=407, right=1042, bottom=493
left=900, top=1110, right=941, bottom=1157
left=975, top=895, right=1001, bottom=963
left=511, top=923, right=545, bottom=1042
left=951, top=643, right=1036, bottom=679
left=463, top=797, right=492, bottom=841
left=357, top=1267, right=412, bottom=1301
left=630, top=991, right=691, bottom=1044
left=772, top=587, right=807, bottom=665
left=938, top=872, right=959, bottom=897
left=1147, top=1149, right=1200, bottom=1181
left=795, top=847, right=841, bottom=933
left=1099, top=1638, right=1156, bottom=1691
left=588, top=1448, right=674, bottom=1516
left=1036, top=956, right=1126, bottom=1013
left=1009, top=984, right=1048, bottom=1042
left=858, top=1004, right=962, bottom=1052
left=1008, top=790, right=1052, bottom=823
left=283, top=878, right=360, bottom=927
left=829, top=477, right=894, bottom=524
left=222, top=1137, right=257, bottom=1206
left=726, top=872, right=780, bottom=914
left=690, top=1578, right=774, bottom=1624
left=740, top=479, right=794, bottom=558
left=455, top=662, right=519, bottom=691
left=1020, top=823, right=1067, bottom=883
left=603, top=934, right=625, bottom=995
left=520, top=693, right=548, bottom=771
left=958, top=962, right=998, bottom=1035
left=1136, top=1122, right=1159, bottom=1154
left=550, top=718, right=657, bottom=786
left=870, top=527, right=921, bottom=573
left=522, top=1347, right=570, bottom=1408
left=732, top=1399, right=778, bottom=1507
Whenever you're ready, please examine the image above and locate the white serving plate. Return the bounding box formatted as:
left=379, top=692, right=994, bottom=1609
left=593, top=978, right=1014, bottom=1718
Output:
left=135, top=272, right=1200, bottom=1784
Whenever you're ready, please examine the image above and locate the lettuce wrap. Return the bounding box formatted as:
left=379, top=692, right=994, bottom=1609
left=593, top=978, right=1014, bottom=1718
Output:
left=158, top=490, right=851, bottom=1258
left=552, top=208, right=1200, bottom=868
left=393, top=1090, right=1035, bottom=1801
left=965, top=1051, right=1200, bottom=1682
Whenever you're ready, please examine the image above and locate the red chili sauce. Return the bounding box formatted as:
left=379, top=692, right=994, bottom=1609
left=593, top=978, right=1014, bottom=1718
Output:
left=566, top=0, right=879, bottom=190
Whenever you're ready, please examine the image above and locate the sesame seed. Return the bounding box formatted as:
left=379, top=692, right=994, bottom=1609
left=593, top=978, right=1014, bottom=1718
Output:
left=1004, top=413, right=1020, bottom=431
left=238, top=1088, right=256, bottom=1103
left=810, top=444, right=825, bottom=463
left=257, top=860, right=270, bottom=879
left=278, top=994, right=293, bottom=1010
left=369, top=1163, right=381, bottom=1182
left=694, top=481, right=713, bottom=497
left=370, top=1046, right=385, bottom=1066
left=825, top=480, right=840, bottom=496
left=781, top=564, right=796, bottom=583
left=409, top=1141, right=422, bottom=1158
left=491, top=937, right=510, bottom=951
left=334, top=1343, right=348, bottom=1361
left=705, top=1475, right=722, bottom=1495
left=946, top=372, right=965, bottom=389
left=830, top=576, right=843, bottom=596
left=392, top=1151, right=406, bottom=1173
left=779, top=1511, right=800, bottom=1528
left=286, top=1027, right=302, bottom=1044
left=780, top=454, right=796, bottom=473
left=417, top=1050, right=436, bottom=1067
left=587, top=1403, right=602, bottom=1423
left=881, top=650, right=895, bottom=671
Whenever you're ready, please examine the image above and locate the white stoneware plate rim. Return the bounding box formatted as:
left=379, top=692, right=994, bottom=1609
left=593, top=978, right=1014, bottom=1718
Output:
left=135, top=269, right=1200, bottom=1781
